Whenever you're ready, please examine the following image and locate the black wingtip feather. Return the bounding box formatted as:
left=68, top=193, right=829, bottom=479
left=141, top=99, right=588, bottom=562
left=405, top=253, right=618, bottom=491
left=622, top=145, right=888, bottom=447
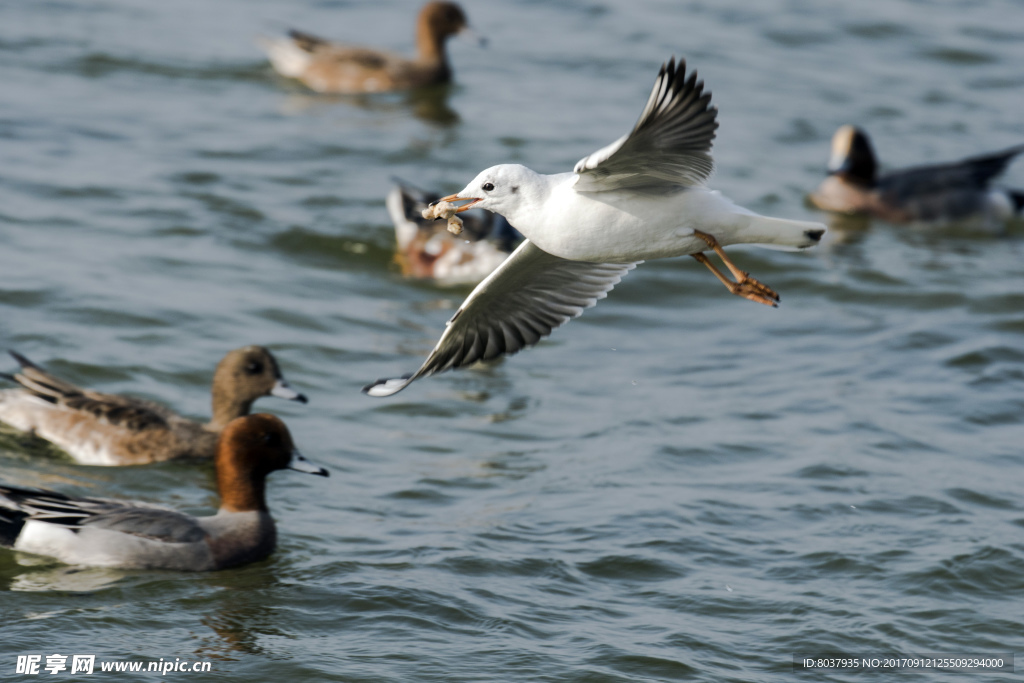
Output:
left=8, top=350, right=35, bottom=369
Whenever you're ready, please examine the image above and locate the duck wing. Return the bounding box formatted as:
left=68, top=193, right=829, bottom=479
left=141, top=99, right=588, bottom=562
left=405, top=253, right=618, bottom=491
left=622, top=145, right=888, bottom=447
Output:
left=879, top=145, right=1024, bottom=198
left=0, top=485, right=206, bottom=544
left=287, top=31, right=394, bottom=69
left=3, top=351, right=170, bottom=431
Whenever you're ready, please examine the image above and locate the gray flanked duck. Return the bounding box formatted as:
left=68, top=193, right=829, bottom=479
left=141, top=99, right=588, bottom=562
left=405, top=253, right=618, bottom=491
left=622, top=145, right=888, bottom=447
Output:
left=0, top=414, right=328, bottom=571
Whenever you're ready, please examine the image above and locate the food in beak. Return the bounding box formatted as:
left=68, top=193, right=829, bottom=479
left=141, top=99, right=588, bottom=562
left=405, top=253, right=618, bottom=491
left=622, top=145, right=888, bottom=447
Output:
left=421, top=199, right=466, bottom=235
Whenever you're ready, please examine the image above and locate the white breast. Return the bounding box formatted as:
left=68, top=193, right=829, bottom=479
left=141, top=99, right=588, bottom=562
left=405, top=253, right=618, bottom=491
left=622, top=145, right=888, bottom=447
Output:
left=515, top=184, right=744, bottom=262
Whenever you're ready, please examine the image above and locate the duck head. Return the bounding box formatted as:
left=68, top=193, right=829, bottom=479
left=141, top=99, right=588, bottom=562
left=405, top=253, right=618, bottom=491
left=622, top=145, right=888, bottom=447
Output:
left=827, top=125, right=878, bottom=187
left=210, top=346, right=308, bottom=430
left=217, top=414, right=328, bottom=513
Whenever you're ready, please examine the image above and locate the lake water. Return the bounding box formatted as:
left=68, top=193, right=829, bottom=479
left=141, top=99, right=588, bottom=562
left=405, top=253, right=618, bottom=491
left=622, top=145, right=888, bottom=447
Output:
left=1, top=0, right=1023, bottom=680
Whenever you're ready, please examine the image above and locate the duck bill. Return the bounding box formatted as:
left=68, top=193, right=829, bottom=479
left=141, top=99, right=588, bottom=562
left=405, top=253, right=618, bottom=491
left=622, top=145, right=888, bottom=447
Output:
left=430, top=194, right=482, bottom=213
left=289, top=449, right=329, bottom=477
left=271, top=378, right=308, bottom=404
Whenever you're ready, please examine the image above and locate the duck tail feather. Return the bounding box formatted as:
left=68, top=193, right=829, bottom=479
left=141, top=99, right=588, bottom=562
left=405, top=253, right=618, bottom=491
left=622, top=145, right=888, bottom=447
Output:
left=1008, top=189, right=1024, bottom=213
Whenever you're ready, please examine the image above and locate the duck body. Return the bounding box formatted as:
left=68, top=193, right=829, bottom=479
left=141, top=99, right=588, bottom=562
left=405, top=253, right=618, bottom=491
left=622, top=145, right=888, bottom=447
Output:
left=809, top=125, right=1024, bottom=224
left=0, top=392, right=217, bottom=466
left=0, top=414, right=328, bottom=571
left=0, top=347, right=306, bottom=466
left=263, top=2, right=470, bottom=93
left=4, top=492, right=273, bottom=571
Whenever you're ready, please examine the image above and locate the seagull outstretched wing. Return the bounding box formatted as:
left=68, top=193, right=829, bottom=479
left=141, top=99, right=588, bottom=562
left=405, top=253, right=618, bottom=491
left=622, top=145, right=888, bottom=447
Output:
left=363, top=240, right=636, bottom=397
left=573, top=57, right=718, bottom=193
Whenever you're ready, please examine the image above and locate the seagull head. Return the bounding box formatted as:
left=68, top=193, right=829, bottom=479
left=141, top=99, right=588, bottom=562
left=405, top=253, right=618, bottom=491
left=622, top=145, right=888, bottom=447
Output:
left=431, top=164, right=540, bottom=219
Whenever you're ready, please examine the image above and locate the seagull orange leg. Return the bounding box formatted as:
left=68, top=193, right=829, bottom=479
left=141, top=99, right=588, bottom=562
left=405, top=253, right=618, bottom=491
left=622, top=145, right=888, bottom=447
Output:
left=690, top=230, right=780, bottom=307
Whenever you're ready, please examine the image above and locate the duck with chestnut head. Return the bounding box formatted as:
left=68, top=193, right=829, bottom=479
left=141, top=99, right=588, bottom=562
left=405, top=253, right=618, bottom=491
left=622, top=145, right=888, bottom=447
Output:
left=0, top=414, right=328, bottom=571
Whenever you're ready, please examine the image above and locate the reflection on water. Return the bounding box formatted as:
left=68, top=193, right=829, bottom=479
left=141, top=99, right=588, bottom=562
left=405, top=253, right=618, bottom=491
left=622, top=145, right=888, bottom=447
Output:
left=197, top=576, right=289, bottom=658
left=277, top=83, right=459, bottom=126
left=5, top=562, right=126, bottom=593
left=820, top=212, right=873, bottom=246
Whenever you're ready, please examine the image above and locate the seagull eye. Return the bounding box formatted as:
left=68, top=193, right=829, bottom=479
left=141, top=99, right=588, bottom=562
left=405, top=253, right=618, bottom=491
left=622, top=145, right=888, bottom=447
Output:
left=482, top=182, right=495, bottom=192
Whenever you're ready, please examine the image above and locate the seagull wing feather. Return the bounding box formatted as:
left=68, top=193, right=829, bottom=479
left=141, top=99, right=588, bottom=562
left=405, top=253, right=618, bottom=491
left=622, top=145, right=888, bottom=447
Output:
left=363, top=240, right=637, bottom=397
left=573, top=57, right=719, bottom=192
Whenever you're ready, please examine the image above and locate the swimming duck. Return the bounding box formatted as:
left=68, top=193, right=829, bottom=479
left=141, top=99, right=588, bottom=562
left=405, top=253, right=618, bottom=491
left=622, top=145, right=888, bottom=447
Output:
left=0, top=414, right=328, bottom=571
left=0, top=346, right=307, bottom=466
left=387, top=179, right=522, bottom=286
left=809, top=125, right=1024, bottom=224
left=262, top=2, right=474, bottom=93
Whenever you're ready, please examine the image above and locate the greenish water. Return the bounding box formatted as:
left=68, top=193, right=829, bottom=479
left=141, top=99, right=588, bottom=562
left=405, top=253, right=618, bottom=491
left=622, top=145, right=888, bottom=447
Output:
left=1, top=0, right=1023, bottom=680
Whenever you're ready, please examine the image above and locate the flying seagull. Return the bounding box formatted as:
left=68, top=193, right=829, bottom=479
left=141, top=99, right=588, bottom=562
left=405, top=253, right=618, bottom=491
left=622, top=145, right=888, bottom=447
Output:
left=365, top=57, right=825, bottom=397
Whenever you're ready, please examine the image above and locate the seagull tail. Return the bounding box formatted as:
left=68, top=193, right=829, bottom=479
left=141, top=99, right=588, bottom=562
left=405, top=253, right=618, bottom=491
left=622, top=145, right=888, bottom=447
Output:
left=735, top=214, right=827, bottom=251
left=362, top=374, right=415, bottom=398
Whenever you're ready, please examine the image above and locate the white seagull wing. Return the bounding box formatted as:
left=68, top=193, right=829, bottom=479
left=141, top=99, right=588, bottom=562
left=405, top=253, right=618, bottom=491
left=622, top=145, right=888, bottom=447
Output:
left=573, top=57, right=718, bottom=193
left=363, top=240, right=637, bottom=397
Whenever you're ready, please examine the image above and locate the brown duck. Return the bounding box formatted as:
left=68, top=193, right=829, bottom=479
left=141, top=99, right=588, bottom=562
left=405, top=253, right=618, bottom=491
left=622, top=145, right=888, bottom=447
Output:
left=262, top=2, right=474, bottom=93
left=0, top=346, right=307, bottom=466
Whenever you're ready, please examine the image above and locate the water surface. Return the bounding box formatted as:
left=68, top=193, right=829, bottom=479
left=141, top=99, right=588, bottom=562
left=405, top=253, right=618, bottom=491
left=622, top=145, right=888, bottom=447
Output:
left=1, top=0, right=1023, bottom=680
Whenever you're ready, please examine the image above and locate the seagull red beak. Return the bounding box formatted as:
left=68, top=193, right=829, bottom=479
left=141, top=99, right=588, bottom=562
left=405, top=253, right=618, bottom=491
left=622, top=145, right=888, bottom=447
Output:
left=430, top=194, right=482, bottom=213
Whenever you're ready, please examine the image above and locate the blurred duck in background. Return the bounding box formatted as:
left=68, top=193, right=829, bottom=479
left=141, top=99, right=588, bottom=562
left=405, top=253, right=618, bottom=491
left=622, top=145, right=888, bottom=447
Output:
left=0, top=346, right=306, bottom=466
left=386, top=179, right=522, bottom=286
left=0, top=414, right=328, bottom=571
left=261, top=1, right=479, bottom=93
left=809, top=125, right=1024, bottom=225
